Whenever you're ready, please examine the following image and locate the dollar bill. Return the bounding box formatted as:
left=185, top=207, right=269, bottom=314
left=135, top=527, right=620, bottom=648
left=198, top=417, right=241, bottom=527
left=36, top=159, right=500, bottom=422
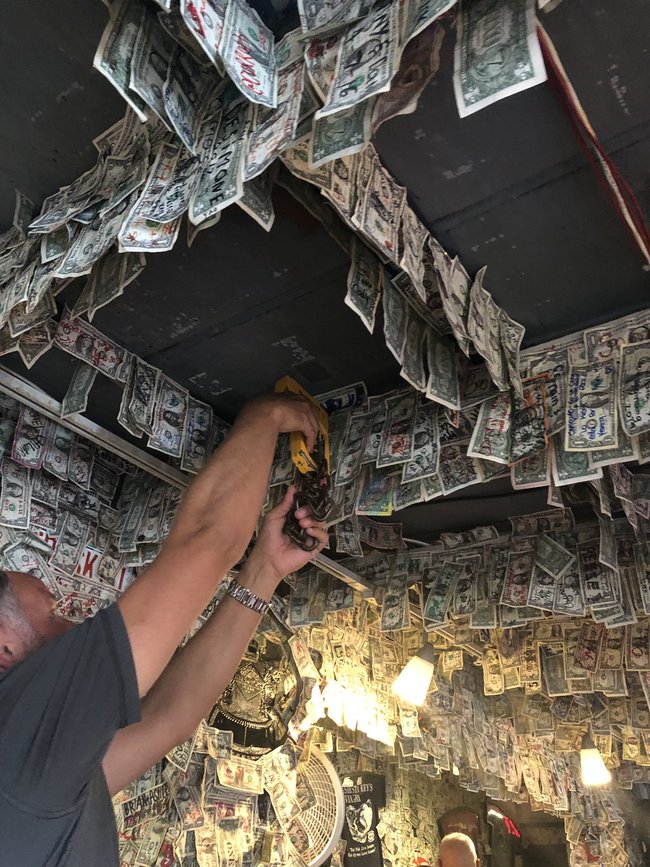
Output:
left=219, top=0, right=278, bottom=107
left=244, top=64, right=303, bottom=182
left=438, top=256, right=472, bottom=357
left=344, top=238, right=383, bottom=333
left=317, top=3, right=401, bottom=117
left=382, top=274, right=409, bottom=363
left=626, top=621, right=650, bottom=671
left=118, top=212, right=182, bottom=253
left=181, top=396, right=214, bottom=474
left=311, top=100, right=372, bottom=168
left=511, top=448, right=549, bottom=490
left=467, top=393, right=511, bottom=465
left=565, top=359, right=618, bottom=451
left=588, top=421, right=639, bottom=468
left=356, top=464, right=396, bottom=515
left=451, top=561, right=478, bottom=615
left=163, top=45, right=215, bottom=154
left=335, top=514, right=361, bottom=554
left=53, top=193, right=135, bottom=278
left=573, top=622, right=605, bottom=672
left=438, top=441, right=480, bottom=494
left=534, top=533, right=575, bottom=579
left=190, top=97, right=252, bottom=224
left=453, top=0, right=546, bottom=117
left=54, top=308, right=129, bottom=381
left=60, top=362, right=98, bottom=418
left=353, top=154, right=406, bottom=262
left=359, top=517, right=403, bottom=549
left=317, top=381, right=367, bottom=413
left=181, top=0, right=226, bottom=66
left=376, top=392, right=417, bottom=467
left=500, top=308, right=526, bottom=396
left=401, top=401, right=439, bottom=483
left=93, top=0, right=148, bottom=121
left=8, top=291, right=57, bottom=338
left=11, top=406, right=49, bottom=470
left=0, top=459, right=31, bottom=529
left=50, top=511, right=90, bottom=576
left=424, top=330, right=460, bottom=411
left=550, top=433, right=603, bottom=486
left=501, top=549, right=534, bottom=607
left=526, top=564, right=555, bottom=611
left=380, top=575, right=410, bottom=632
left=619, top=340, right=650, bottom=436
left=129, top=7, right=175, bottom=127
left=576, top=539, right=619, bottom=609
left=400, top=309, right=428, bottom=392
left=128, top=356, right=161, bottom=435
left=423, top=562, right=463, bottom=626
left=237, top=168, right=276, bottom=231
left=146, top=376, right=189, bottom=458
left=403, top=0, right=456, bottom=41
left=43, top=425, right=76, bottom=482
left=482, top=646, right=504, bottom=696
left=335, top=411, right=370, bottom=486
left=393, top=479, right=424, bottom=510
left=68, top=439, right=95, bottom=491
left=217, top=756, right=264, bottom=794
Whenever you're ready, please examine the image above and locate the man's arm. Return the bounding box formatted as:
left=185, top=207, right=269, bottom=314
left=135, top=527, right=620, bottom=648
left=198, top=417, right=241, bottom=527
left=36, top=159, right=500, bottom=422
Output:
left=103, top=487, right=327, bottom=796
left=117, top=394, right=318, bottom=697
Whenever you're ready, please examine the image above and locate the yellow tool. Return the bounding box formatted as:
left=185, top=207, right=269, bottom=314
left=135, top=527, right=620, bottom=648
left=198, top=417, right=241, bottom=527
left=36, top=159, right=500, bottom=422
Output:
left=274, top=375, right=330, bottom=474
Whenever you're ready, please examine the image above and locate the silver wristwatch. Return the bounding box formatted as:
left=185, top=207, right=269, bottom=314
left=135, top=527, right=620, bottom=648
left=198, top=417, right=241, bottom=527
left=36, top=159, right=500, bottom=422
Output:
left=226, top=579, right=270, bottom=615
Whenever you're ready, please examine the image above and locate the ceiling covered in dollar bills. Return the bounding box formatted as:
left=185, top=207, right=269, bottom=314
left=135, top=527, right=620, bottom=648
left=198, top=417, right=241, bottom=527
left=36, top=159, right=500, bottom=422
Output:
left=1, top=1, right=650, bottom=862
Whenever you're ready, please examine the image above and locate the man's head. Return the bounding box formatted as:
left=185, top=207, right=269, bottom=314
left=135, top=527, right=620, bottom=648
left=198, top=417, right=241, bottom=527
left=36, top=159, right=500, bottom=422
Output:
left=0, top=571, right=73, bottom=672
left=438, top=833, right=479, bottom=867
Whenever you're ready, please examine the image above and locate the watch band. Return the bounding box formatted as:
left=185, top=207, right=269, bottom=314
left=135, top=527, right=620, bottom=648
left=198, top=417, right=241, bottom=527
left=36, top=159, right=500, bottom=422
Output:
left=226, top=578, right=270, bottom=616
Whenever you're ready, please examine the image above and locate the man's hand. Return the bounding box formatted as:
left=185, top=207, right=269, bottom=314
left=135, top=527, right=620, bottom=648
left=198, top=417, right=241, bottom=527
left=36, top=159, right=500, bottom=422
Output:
left=245, top=485, right=329, bottom=590
left=238, top=394, right=320, bottom=452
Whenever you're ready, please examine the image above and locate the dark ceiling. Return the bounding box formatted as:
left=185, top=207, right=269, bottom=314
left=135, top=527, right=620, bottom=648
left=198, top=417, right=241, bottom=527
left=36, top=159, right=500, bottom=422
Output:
left=0, top=0, right=648, bottom=541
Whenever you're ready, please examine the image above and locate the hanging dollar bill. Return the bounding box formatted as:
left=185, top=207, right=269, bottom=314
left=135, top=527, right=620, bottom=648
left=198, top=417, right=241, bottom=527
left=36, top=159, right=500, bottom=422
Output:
left=377, top=392, right=417, bottom=468
left=94, top=0, right=148, bottom=120
left=130, top=8, right=175, bottom=127
left=237, top=169, right=276, bottom=231
left=453, top=0, right=547, bottom=118
left=182, top=396, right=214, bottom=474
left=317, top=3, right=401, bottom=117
left=54, top=308, right=129, bottom=381
left=401, top=401, right=439, bottom=483
left=190, top=96, right=252, bottom=224
left=181, top=0, right=227, bottom=66
left=345, top=238, right=383, bottom=333
left=219, top=0, right=278, bottom=108
left=619, top=340, right=650, bottom=436
left=565, top=359, right=618, bottom=451
left=11, top=406, right=49, bottom=470
left=310, top=100, right=372, bottom=168
left=467, top=393, right=512, bottom=465
left=0, top=459, right=31, bottom=529
left=147, top=376, right=189, bottom=458
left=61, top=362, right=98, bottom=418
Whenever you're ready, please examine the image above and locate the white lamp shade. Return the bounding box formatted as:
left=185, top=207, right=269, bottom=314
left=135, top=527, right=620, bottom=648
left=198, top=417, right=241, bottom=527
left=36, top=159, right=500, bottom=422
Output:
left=392, top=654, right=435, bottom=706
left=580, top=747, right=611, bottom=786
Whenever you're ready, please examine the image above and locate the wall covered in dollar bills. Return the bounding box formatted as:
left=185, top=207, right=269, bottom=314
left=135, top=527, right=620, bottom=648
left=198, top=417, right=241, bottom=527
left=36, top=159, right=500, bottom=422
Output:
left=1, top=0, right=650, bottom=865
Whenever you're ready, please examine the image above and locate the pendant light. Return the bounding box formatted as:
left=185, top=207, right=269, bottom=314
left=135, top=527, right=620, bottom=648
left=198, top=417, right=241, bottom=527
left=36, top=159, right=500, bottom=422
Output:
left=392, top=641, right=436, bottom=706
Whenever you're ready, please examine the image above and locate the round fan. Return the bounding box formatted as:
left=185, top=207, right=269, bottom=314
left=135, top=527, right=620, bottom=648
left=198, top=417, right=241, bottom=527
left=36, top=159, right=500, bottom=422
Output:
left=290, top=747, right=345, bottom=867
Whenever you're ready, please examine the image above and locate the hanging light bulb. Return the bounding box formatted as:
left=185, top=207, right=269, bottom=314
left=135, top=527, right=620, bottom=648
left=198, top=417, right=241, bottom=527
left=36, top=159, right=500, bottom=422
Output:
left=392, top=642, right=436, bottom=706
left=580, top=731, right=611, bottom=786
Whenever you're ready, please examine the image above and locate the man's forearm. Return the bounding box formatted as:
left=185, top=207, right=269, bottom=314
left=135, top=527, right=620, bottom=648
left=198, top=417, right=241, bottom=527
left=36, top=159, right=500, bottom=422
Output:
left=138, top=557, right=278, bottom=745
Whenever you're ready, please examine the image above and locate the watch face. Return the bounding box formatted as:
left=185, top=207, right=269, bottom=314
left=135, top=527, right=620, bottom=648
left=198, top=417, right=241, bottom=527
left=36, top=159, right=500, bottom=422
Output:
left=210, top=610, right=303, bottom=757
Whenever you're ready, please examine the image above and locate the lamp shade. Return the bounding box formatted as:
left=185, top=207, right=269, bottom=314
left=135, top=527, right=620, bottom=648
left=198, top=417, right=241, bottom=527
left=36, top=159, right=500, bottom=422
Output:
left=580, top=732, right=611, bottom=786
left=392, top=643, right=436, bottom=706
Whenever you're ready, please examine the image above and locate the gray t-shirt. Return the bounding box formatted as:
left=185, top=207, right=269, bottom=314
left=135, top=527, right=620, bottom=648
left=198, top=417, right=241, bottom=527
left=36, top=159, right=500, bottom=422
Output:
left=0, top=604, right=141, bottom=865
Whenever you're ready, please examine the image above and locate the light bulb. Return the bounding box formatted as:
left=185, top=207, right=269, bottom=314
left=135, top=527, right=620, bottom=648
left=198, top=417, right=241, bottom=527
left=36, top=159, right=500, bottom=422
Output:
left=580, top=731, right=611, bottom=787
left=392, top=644, right=436, bottom=706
